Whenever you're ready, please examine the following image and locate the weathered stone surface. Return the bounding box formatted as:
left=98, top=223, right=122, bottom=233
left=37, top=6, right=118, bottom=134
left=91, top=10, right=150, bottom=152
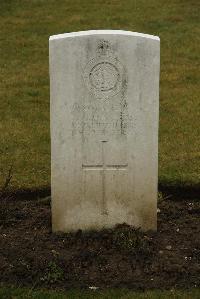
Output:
left=49, top=30, right=160, bottom=232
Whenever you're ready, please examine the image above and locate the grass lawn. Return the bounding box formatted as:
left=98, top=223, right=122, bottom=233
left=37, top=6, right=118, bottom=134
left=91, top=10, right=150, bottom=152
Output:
left=0, top=287, right=200, bottom=299
left=0, top=0, right=199, bottom=190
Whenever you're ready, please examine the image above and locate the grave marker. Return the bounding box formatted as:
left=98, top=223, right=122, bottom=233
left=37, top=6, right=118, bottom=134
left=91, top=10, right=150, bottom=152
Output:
left=49, top=30, right=160, bottom=232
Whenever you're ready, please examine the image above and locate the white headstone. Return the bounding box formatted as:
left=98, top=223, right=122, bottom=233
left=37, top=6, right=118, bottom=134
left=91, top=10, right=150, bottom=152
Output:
left=49, top=30, right=160, bottom=232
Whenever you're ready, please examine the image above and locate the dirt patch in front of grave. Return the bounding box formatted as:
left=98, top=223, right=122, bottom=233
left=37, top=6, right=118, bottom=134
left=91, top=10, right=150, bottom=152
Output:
left=0, top=190, right=199, bottom=290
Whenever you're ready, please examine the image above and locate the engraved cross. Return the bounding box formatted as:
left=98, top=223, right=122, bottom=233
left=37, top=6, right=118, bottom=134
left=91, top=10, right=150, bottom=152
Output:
left=82, top=141, right=128, bottom=215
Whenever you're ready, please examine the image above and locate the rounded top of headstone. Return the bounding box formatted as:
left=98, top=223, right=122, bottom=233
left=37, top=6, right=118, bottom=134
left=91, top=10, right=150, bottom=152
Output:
left=49, top=30, right=160, bottom=42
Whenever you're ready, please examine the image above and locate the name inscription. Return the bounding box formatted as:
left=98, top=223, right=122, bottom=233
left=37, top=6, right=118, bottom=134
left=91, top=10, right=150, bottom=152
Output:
left=72, top=113, right=134, bottom=135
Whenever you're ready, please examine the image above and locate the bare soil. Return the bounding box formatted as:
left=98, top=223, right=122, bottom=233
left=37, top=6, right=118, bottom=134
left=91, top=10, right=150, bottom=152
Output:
left=0, top=189, right=199, bottom=290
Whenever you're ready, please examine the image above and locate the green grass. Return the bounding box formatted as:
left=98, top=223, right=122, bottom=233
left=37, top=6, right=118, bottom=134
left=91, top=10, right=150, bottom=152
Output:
left=0, top=0, right=199, bottom=190
left=0, top=287, right=200, bottom=299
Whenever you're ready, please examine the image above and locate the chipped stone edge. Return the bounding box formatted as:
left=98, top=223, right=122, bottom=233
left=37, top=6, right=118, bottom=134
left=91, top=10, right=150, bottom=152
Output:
left=49, top=30, right=160, bottom=42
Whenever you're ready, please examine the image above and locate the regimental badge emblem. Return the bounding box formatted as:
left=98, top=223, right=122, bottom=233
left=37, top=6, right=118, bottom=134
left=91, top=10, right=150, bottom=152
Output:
left=83, top=40, right=126, bottom=99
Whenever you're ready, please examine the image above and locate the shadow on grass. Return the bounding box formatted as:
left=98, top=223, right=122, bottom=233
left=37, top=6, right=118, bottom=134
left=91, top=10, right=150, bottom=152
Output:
left=1, top=182, right=199, bottom=201
left=159, top=182, right=200, bottom=200
left=0, top=186, right=51, bottom=200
